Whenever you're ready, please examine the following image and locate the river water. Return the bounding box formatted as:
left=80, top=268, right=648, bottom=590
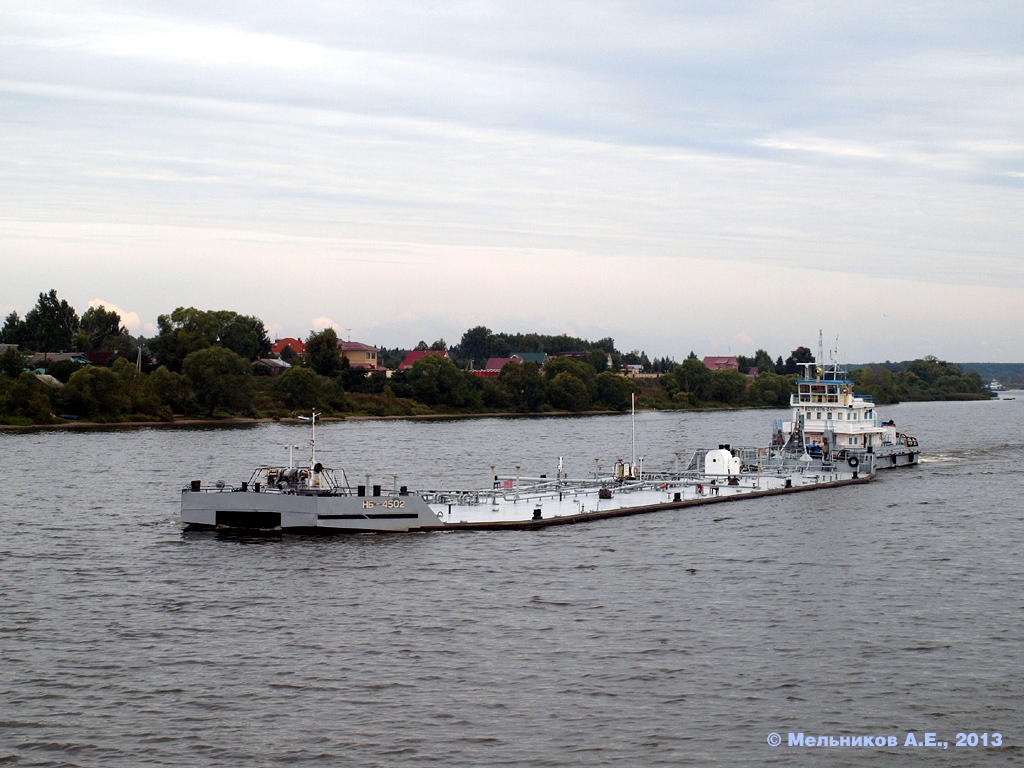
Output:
left=2, top=399, right=1022, bottom=766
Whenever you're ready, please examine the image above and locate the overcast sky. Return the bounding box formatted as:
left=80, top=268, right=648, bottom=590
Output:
left=2, top=1, right=1021, bottom=362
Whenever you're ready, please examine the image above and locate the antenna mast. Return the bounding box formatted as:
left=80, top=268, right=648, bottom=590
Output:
left=631, top=392, right=637, bottom=471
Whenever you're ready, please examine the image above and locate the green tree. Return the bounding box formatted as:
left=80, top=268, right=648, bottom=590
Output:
left=854, top=365, right=900, bottom=404
left=747, top=371, right=795, bottom=406
left=305, top=328, right=340, bottom=377
left=44, top=358, right=85, bottom=384
left=4, top=372, right=55, bottom=423
left=404, top=354, right=474, bottom=408
left=595, top=371, right=632, bottom=410
left=220, top=314, right=271, bottom=360
left=478, top=377, right=512, bottom=409
left=752, top=349, right=776, bottom=374
left=59, top=366, right=131, bottom=418
left=276, top=366, right=323, bottom=410
left=79, top=305, right=123, bottom=349
left=0, top=347, right=27, bottom=378
left=543, top=357, right=597, bottom=402
left=322, top=378, right=353, bottom=412
left=708, top=368, right=749, bottom=405
left=674, top=357, right=711, bottom=401
left=148, top=365, right=195, bottom=413
left=458, top=326, right=493, bottom=366
left=1, top=311, right=29, bottom=346
left=497, top=360, right=546, bottom=411
left=24, top=290, right=79, bottom=353
left=783, top=346, right=814, bottom=375
left=548, top=371, right=590, bottom=411
left=587, top=349, right=609, bottom=373
left=621, top=349, right=651, bottom=370
left=182, top=346, right=255, bottom=415
left=150, top=307, right=219, bottom=371
left=150, top=307, right=270, bottom=371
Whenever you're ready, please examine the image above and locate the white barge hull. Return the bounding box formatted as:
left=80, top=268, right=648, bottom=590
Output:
left=182, top=467, right=871, bottom=533
left=429, top=469, right=870, bottom=530
left=181, top=489, right=443, bottom=532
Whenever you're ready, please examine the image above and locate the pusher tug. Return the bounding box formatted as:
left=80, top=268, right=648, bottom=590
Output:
left=181, top=397, right=890, bottom=533
left=778, top=358, right=919, bottom=469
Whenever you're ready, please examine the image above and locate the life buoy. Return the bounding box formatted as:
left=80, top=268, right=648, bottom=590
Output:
left=848, top=456, right=859, bottom=468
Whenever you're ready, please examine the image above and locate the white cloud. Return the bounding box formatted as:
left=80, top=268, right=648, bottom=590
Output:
left=310, top=317, right=339, bottom=332
left=1, top=2, right=1022, bottom=361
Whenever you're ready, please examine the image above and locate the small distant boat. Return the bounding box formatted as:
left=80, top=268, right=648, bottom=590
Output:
left=989, top=379, right=1007, bottom=392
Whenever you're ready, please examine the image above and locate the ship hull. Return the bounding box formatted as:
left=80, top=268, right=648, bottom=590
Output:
left=181, top=490, right=443, bottom=532
left=183, top=465, right=873, bottom=533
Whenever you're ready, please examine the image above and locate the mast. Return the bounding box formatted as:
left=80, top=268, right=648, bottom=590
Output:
left=631, top=392, right=637, bottom=471
left=310, top=409, right=317, bottom=469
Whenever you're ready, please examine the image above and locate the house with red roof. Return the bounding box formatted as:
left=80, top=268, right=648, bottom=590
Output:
left=398, top=349, right=449, bottom=370
left=472, top=353, right=547, bottom=378
left=271, top=337, right=305, bottom=356
left=702, top=356, right=739, bottom=371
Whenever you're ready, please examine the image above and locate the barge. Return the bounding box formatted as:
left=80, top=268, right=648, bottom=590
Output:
left=181, top=410, right=880, bottom=534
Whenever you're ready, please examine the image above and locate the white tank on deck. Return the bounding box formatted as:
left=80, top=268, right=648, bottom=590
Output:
left=704, top=449, right=740, bottom=476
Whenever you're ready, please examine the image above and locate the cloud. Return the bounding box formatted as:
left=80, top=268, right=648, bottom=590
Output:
left=0, top=2, right=1021, bottom=361
left=310, top=317, right=339, bottom=332
left=88, top=299, right=141, bottom=333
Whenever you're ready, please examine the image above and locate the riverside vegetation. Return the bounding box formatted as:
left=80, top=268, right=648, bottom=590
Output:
left=0, top=291, right=993, bottom=426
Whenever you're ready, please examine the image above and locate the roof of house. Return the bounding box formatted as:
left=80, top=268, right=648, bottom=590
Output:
left=338, top=340, right=378, bottom=353
left=481, top=353, right=548, bottom=371
left=510, top=352, right=547, bottom=365
left=484, top=357, right=513, bottom=371
left=703, top=356, right=739, bottom=370
left=27, top=352, right=89, bottom=367
left=33, top=373, right=64, bottom=388
left=399, top=349, right=448, bottom=370
left=271, top=338, right=305, bottom=355
left=255, top=358, right=292, bottom=369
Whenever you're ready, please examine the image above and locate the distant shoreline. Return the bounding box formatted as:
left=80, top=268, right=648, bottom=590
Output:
left=0, top=409, right=628, bottom=431
left=2, top=392, right=1004, bottom=432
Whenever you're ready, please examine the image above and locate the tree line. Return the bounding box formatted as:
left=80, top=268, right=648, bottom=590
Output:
left=0, top=291, right=992, bottom=425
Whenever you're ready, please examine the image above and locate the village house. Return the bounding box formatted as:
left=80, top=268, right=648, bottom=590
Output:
left=473, top=352, right=547, bottom=378
left=271, top=337, right=305, bottom=356
left=398, top=349, right=449, bottom=370
left=338, top=340, right=384, bottom=370
left=702, top=356, right=739, bottom=371
left=253, top=358, right=292, bottom=377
